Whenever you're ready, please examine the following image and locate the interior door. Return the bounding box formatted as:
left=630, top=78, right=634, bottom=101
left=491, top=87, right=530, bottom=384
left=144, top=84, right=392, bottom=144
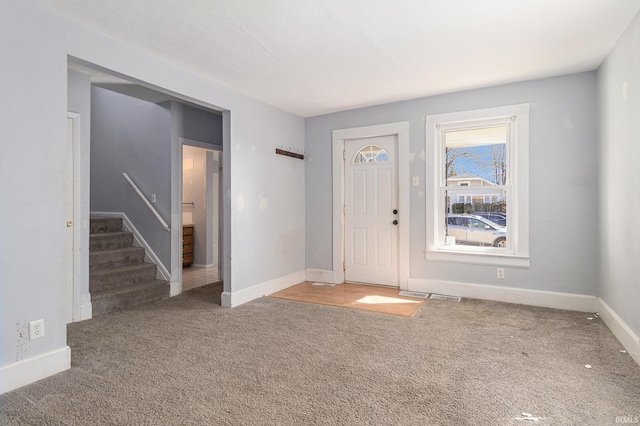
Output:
left=344, top=135, right=398, bottom=286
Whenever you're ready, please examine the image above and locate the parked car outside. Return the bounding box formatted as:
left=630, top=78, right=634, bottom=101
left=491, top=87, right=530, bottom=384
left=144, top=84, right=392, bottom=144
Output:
left=474, top=212, right=507, bottom=226
left=446, top=214, right=507, bottom=247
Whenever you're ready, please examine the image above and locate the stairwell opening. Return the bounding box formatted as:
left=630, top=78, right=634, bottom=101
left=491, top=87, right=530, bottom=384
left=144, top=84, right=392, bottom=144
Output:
left=69, top=59, right=228, bottom=319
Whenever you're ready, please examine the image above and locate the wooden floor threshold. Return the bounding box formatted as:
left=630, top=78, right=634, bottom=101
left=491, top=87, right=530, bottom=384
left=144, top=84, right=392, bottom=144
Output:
left=270, top=281, right=425, bottom=317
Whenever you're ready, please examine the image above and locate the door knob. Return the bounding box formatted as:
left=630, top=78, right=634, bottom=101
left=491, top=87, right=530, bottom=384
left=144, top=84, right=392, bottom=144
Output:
left=67, top=221, right=73, bottom=227
left=393, top=209, right=398, bottom=214
left=393, top=220, right=398, bottom=225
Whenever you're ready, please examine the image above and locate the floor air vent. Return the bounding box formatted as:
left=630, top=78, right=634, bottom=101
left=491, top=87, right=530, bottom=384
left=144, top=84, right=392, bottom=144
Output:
left=430, top=294, right=461, bottom=302
left=312, top=282, right=336, bottom=287
left=398, top=291, right=430, bottom=299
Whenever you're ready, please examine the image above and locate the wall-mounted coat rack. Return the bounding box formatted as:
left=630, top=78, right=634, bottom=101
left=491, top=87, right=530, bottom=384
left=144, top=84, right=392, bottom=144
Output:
left=276, top=148, right=304, bottom=160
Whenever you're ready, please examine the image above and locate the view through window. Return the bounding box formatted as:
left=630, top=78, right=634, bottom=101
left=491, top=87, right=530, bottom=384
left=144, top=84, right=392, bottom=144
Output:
left=426, top=104, right=529, bottom=266
left=444, top=125, right=508, bottom=248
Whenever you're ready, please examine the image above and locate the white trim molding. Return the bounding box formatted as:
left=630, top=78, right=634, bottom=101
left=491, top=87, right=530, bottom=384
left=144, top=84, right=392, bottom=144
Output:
left=597, top=299, right=640, bottom=366
left=180, top=137, right=223, bottom=152
left=169, top=281, right=182, bottom=297
left=332, top=121, right=410, bottom=289
left=191, top=263, right=216, bottom=269
left=0, top=346, right=70, bottom=395
left=79, top=292, right=93, bottom=321
left=305, top=269, right=341, bottom=284
left=408, top=278, right=597, bottom=312
left=221, top=270, right=305, bottom=308
left=425, top=104, right=530, bottom=267
left=66, top=111, right=84, bottom=324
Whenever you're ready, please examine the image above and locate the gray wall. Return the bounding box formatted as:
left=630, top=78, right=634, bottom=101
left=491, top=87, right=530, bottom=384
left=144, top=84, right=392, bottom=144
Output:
left=598, top=11, right=640, bottom=337
left=180, top=103, right=223, bottom=146
left=91, top=86, right=173, bottom=268
left=305, top=72, right=598, bottom=295
left=0, top=0, right=68, bottom=377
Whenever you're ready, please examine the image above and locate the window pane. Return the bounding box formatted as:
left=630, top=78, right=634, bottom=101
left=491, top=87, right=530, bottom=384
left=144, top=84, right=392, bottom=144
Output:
left=445, top=126, right=507, bottom=186
left=444, top=189, right=507, bottom=247
left=353, top=145, right=390, bottom=164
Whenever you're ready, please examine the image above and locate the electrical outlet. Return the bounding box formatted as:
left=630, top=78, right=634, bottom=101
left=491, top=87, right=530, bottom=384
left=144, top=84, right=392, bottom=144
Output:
left=29, top=319, right=45, bottom=340
left=151, top=194, right=157, bottom=204
left=497, top=268, right=505, bottom=279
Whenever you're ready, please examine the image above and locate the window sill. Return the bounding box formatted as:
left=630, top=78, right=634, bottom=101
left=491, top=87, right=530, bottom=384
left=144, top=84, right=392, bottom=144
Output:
left=425, top=249, right=530, bottom=268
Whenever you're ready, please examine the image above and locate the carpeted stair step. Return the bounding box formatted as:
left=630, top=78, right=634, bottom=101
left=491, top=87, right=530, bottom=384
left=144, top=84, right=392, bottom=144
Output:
left=90, top=232, right=133, bottom=251
left=88, top=216, right=169, bottom=317
left=90, top=246, right=146, bottom=272
left=90, top=217, right=123, bottom=234
left=91, top=280, right=170, bottom=317
left=90, top=263, right=158, bottom=292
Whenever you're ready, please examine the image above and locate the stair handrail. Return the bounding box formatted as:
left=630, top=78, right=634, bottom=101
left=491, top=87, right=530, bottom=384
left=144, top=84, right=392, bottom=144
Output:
left=122, top=172, right=170, bottom=232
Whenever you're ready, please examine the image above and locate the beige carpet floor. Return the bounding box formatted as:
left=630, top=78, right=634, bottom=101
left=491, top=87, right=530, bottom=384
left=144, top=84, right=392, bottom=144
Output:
left=1, top=283, right=639, bottom=425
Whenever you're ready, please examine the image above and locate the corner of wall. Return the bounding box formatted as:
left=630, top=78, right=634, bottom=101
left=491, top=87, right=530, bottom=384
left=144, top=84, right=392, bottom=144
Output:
left=598, top=298, right=640, bottom=366
left=305, top=269, right=340, bottom=284
left=221, top=270, right=305, bottom=308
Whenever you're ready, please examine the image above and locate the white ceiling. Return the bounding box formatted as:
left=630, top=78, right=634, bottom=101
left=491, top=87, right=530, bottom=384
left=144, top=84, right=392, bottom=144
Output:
left=40, top=0, right=640, bottom=117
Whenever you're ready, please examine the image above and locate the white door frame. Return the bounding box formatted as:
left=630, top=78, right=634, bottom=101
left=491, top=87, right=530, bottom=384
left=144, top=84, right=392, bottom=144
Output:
left=332, top=122, right=410, bottom=289
left=66, top=111, right=82, bottom=322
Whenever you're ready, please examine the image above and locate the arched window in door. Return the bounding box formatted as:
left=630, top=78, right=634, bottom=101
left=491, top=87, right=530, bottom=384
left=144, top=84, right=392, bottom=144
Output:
left=353, top=145, right=390, bottom=164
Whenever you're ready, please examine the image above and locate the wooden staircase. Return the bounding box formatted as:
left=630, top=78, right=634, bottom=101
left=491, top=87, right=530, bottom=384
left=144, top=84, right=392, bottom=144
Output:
left=90, top=217, right=170, bottom=316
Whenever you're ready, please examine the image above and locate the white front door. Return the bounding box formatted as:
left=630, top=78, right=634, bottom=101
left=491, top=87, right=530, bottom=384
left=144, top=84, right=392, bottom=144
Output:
left=344, top=135, right=399, bottom=286
left=66, top=115, right=75, bottom=324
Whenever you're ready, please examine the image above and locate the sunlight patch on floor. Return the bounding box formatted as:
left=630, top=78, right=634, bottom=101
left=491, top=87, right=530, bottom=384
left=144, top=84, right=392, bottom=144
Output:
left=355, top=295, right=421, bottom=305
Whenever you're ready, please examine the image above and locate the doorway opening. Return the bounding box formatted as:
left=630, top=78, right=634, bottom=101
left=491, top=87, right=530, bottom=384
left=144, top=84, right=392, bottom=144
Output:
left=181, top=144, right=223, bottom=292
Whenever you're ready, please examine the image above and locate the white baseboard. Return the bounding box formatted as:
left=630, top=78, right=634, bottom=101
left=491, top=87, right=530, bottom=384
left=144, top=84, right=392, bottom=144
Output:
left=0, top=346, right=70, bottom=395
left=407, top=278, right=598, bottom=312
left=221, top=270, right=305, bottom=308
left=170, top=281, right=181, bottom=297
left=91, top=212, right=171, bottom=282
left=192, top=263, right=216, bottom=269
left=597, top=298, right=640, bottom=366
left=79, top=302, right=92, bottom=321
left=305, top=269, right=340, bottom=284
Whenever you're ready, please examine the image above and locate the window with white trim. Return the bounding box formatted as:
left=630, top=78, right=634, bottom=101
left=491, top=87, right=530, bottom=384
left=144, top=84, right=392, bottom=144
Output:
left=425, top=104, right=530, bottom=267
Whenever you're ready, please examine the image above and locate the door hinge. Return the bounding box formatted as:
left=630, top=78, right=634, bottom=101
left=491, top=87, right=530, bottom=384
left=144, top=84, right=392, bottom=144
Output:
left=343, top=150, right=346, bottom=160
left=343, top=261, right=346, bottom=271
